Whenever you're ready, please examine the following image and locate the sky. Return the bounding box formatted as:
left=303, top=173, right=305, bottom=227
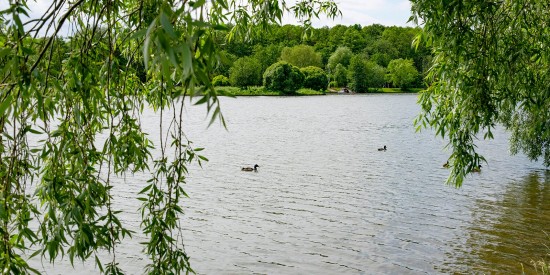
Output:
left=0, top=0, right=415, bottom=37
left=283, top=0, right=415, bottom=27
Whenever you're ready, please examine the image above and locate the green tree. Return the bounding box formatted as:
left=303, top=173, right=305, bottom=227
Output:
left=300, top=66, right=329, bottom=91
left=411, top=0, right=550, bottom=186
left=342, top=25, right=366, bottom=52
left=0, top=0, right=339, bottom=273
left=348, top=55, right=368, bottom=92
left=364, top=61, right=386, bottom=90
left=327, top=46, right=353, bottom=73
left=263, top=61, right=304, bottom=94
left=381, top=26, right=417, bottom=61
left=334, top=63, right=348, bottom=87
left=367, top=39, right=398, bottom=67
left=252, top=44, right=283, bottom=73
left=311, top=26, right=333, bottom=65
left=229, top=57, right=262, bottom=87
left=213, top=50, right=238, bottom=78
left=280, top=44, right=322, bottom=68
left=387, top=58, right=418, bottom=90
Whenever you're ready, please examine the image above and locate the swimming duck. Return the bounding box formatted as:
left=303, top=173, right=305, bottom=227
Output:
left=443, top=161, right=449, bottom=168
left=472, top=165, right=482, bottom=172
left=377, top=145, right=387, bottom=151
left=242, top=164, right=259, bottom=172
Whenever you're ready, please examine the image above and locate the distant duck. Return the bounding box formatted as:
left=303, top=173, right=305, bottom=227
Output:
left=472, top=165, right=482, bottom=172
left=242, top=164, right=259, bottom=172
left=443, top=161, right=450, bottom=168
left=378, top=145, right=387, bottom=151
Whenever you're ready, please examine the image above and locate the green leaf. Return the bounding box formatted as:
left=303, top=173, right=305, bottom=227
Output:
left=144, top=19, right=157, bottom=70
left=181, top=44, right=193, bottom=75
left=139, top=184, right=153, bottom=194
left=0, top=48, right=11, bottom=58
left=191, top=0, right=206, bottom=8
left=0, top=94, right=13, bottom=117
left=160, top=12, right=176, bottom=38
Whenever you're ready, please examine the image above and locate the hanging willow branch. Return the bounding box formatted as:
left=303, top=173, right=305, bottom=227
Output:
left=0, top=0, right=340, bottom=273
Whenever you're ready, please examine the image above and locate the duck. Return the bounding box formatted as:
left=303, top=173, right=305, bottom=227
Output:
left=443, top=161, right=450, bottom=168
left=472, top=165, right=482, bottom=172
left=377, top=145, right=387, bottom=151
left=242, top=164, right=259, bottom=172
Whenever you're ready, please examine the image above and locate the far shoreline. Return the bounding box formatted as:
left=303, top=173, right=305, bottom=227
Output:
left=215, top=86, right=423, bottom=96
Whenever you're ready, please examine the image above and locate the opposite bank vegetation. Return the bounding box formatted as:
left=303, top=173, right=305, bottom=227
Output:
left=211, top=24, right=430, bottom=94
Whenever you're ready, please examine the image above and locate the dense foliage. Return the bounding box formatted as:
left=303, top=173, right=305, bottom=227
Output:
left=0, top=0, right=339, bottom=273
left=263, top=61, right=304, bottom=94
left=333, top=63, right=348, bottom=87
left=411, top=0, right=550, bottom=186
left=280, top=44, right=323, bottom=68
left=387, top=58, right=419, bottom=90
left=348, top=55, right=369, bottom=92
left=229, top=57, right=262, bottom=87
left=326, top=46, right=353, bottom=73
left=213, top=23, right=431, bottom=91
left=300, top=66, right=329, bottom=91
left=212, top=75, right=231, bottom=87
left=364, top=61, right=386, bottom=90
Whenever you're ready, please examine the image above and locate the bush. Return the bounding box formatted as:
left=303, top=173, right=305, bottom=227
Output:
left=300, top=66, right=328, bottom=91
left=212, top=75, right=230, bottom=86
left=229, top=57, right=262, bottom=88
left=329, top=81, right=338, bottom=88
left=263, top=61, right=304, bottom=94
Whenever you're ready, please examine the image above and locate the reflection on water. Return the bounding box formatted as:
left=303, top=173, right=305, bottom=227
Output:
left=27, top=94, right=549, bottom=274
left=441, top=171, right=550, bottom=274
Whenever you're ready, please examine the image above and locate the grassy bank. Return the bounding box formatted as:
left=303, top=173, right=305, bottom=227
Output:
left=215, top=86, right=326, bottom=96
left=328, top=87, right=424, bottom=93
left=214, top=86, right=422, bottom=96
left=379, top=87, right=423, bottom=93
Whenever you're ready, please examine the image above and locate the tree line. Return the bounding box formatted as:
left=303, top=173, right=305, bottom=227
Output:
left=213, top=24, right=432, bottom=92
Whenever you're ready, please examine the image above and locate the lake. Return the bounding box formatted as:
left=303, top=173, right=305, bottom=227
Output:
left=33, top=94, right=549, bottom=274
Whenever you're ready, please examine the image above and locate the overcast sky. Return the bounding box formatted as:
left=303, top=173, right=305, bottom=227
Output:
left=1, top=0, right=415, bottom=36
left=283, top=0, right=414, bottom=27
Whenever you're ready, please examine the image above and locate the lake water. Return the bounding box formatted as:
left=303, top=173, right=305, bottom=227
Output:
left=33, top=94, right=549, bottom=274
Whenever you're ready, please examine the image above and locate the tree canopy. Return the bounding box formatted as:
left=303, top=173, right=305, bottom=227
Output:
left=0, top=0, right=339, bottom=273
left=348, top=55, right=369, bottom=92
left=280, top=44, right=323, bottom=68
left=411, top=0, right=550, bottom=186
left=326, top=46, right=353, bottom=73
left=387, top=58, right=419, bottom=90
left=229, top=57, right=262, bottom=87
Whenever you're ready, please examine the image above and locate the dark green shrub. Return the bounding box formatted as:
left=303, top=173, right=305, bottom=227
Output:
left=229, top=57, right=262, bottom=88
left=263, top=61, right=304, bottom=94
left=300, top=66, right=328, bottom=91
left=212, top=75, right=230, bottom=86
